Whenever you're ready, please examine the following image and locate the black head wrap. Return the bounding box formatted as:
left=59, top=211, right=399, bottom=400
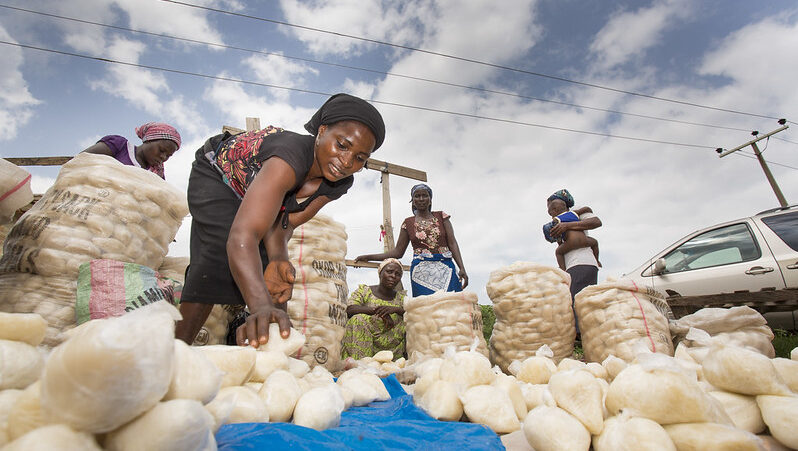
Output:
left=304, top=93, right=386, bottom=150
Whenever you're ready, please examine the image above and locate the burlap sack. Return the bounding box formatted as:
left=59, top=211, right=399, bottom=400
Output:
left=670, top=306, right=775, bottom=358
left=405, top=290, right=489, bottom=362
left=0, top=272, right=77, bottom=348
left=486, top=262, right=575, bottom=370
left=286, top=215, right=348, bottom=371
left=575, top=279, right=673, bottom=363
left=0, top=153, right=188, bottom=278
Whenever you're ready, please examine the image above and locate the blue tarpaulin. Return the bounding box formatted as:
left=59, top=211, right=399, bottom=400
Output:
left=215, top=374, right=505, bottom=450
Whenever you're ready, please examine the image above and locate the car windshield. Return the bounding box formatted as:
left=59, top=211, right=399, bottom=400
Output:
left=761, top=211, right=798, bottom=251
left=657, top=223, right=760, bottom=274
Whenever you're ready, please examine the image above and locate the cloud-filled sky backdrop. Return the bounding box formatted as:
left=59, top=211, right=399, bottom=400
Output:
left=2, top=0, right=798, bottom=304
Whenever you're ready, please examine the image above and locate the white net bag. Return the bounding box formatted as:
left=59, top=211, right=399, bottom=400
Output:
left=486, top=262, right=575, bottom=369
left=404, top=290, right=489, bottom=362
left=575, top=279, right=673, bottom=363
left=670, top=306, right=774, bottom=358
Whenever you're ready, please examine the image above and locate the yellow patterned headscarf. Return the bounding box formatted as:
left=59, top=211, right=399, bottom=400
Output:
left=378, top=258, right=403, bottom=275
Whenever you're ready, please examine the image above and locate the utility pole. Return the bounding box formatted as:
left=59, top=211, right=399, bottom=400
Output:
left=718, top=123, right=790, bottom=207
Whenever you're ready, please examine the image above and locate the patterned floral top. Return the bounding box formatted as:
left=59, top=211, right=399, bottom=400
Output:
left=401, top=211, right=451, bottom=258
left=214, top=126, right=284, bottom=198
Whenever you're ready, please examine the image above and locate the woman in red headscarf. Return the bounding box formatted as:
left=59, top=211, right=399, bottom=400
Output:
left=82, top=122, right=182, bottom=179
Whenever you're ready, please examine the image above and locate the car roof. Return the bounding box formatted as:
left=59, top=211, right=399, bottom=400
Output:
left=756, top=204, right=798, bottom=216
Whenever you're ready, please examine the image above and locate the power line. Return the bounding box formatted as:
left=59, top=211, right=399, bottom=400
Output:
left=162, top=0, right=784, bottom=122
left=0, top=3, right=755, bottom=134
left=1, top=39, right=721, bottom=150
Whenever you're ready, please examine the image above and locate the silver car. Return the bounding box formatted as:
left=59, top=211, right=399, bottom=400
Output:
left=622, top=206, right=798, bottom=329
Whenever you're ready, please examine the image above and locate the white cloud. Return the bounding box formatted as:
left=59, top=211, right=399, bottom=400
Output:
left=0, top=26, right=42, bottom=141
left=590, top=0, right=692, bottom=70
left=243, top=52, right=320, bottom=101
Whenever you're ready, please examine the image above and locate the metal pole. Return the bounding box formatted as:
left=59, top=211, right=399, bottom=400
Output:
left=750, top=142, right=788, bottom=207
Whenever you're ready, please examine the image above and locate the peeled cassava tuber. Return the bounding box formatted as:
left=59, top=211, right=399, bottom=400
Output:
left=756, top=395, right=798, bottom=449
left=1, top=424, right=102, bottom=451
left=104, top=399, right=217, bottom=451
left=0, top=339, right=43, bottom=390
left=197, top=345, right=257, bottom=388
left=292, top=384, right=345, bottom=431
left=523, top=405, right=590, bottom=451
left=592, top=414, right=676, bottom=451
left=460, top=385, right=520, bottom=434
left=164, top=340, right=223, bottom=404
left=258, top=370, right=302, bottom=423
left=0, top=312, right=47, bottom=346
left=39, top=302, right=177, bottom=433
left=663, top=422, right=764, bottom=451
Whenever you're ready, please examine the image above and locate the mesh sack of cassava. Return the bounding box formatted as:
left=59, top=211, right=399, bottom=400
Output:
left=0, top=153, right=188, bottom=278
left=575, top=279, right=673, bottom=363
left=405, top=290, right=489, bottom=363
left=486, top=262, right=575, bottom=370
left=285, top=215, right=349, bottom=371
left=0, top=272, right=77, bottom=348
left=670, top=306, right=775, bottom=358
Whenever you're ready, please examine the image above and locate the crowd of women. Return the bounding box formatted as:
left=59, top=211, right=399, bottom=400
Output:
left=80, top=92, right=602, bottom=361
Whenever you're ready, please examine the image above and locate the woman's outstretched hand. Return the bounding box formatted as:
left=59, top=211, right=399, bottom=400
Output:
left=236, top=305, right=292, bottom=347
left=264, top=260, right=296, bottom=304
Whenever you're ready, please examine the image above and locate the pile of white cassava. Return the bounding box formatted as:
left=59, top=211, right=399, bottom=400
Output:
left=406, top=333, right=798, bottom=450
left=0, top=302, right=395, bottom=450
left=0, top=153, right=188, bottom=347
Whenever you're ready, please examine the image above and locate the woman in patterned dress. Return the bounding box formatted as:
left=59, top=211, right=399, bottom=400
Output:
left=341, top=258, right=406, bottom=359
left=176, top=94, right=385, bottom=347
left=354, top=184, right=468, bottom=297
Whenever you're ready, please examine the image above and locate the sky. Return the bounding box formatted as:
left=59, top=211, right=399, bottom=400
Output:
left=2, top=0, right=798, bottom=305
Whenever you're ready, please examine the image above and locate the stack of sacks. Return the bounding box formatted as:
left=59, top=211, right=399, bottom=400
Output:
left=575, top=279, right=673, bottom=363
left=286, top=215, right=349, bottom=371
left=486, top=262, right=575, bottom=370
left=0, top=153, right=188, bottom=347
left=404, top=290, right=489, bottom=363
left=671, top=306, right=775, bottom=358
left=154, top=256, right=231, bottom=346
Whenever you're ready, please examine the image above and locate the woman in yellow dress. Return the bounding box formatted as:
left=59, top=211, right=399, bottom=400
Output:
left=341, top=258, right=405, bottom=360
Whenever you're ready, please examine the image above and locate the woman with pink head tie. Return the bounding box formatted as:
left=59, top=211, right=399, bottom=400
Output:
left=82, top=122, right=182, bottom=179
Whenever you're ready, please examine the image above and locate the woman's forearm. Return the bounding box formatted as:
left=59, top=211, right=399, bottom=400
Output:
left=227, top=229, right=273, bottom=310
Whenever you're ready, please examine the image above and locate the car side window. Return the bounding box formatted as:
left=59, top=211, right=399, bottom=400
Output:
left=761, top=211, right=798, bottom=251
left=658, top=223, right=761, bottom=274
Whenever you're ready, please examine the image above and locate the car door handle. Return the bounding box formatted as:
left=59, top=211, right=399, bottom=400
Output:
left=787, top=263, right=798, bottom=270
left=745, top=266, right=774, bottom=275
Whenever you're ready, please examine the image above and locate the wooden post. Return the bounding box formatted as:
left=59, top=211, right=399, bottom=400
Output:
left=381, top=172, right=394, bottom=253
left=245, top=117, right=261, bottom=132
